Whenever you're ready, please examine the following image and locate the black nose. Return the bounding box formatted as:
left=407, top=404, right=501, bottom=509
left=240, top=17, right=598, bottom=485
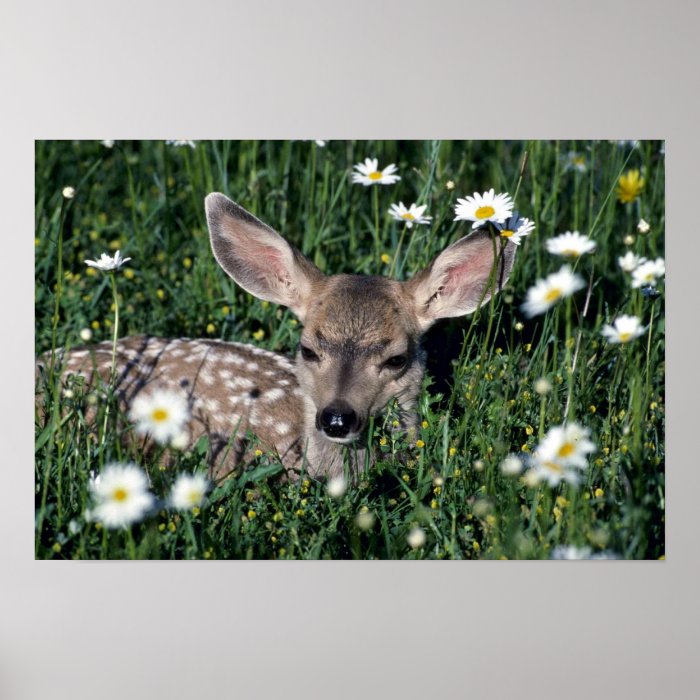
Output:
left=319, top=402, right=358, bottom=438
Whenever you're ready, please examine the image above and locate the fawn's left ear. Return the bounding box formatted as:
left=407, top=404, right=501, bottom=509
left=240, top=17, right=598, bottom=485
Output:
left=205, top=193, right=323, bottom=321
left=405, top=228, right=516, bottom=331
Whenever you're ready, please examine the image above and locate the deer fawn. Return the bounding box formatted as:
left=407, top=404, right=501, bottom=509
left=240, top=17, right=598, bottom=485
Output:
left=38, top=193, right=516, bottom=481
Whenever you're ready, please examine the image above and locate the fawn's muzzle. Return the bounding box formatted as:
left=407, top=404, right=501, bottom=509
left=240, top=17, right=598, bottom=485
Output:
left=318, top=402, right=359, bottom=439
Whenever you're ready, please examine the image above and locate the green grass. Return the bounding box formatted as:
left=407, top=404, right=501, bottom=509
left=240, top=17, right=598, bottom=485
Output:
left=35, top=139, right=665, bottom=560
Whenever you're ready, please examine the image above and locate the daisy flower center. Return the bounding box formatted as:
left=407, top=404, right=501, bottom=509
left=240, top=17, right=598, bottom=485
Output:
left=500, top=230, right=514, bottom=238
left=188, top=491, right=202, bottom=504
left=369, top=171, right=383, bottom=181
left=561, top=249, right=579, bottom=257
left=619, top=331, right=632, bottom=342
left=151, top=407, right=169, bottom=422
left=402, top=213, right=415, bottom=221
left=557, top=442, right=575, bottom=458
left=545, top=288, right=562, bottom=303
left=475, top=205, right=496, bottom=219
left=113, top=487, right=128, bottom=502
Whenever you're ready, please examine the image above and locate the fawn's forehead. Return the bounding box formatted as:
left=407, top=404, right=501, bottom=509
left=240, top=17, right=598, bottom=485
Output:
left=303, top=275, right=416, bottom=350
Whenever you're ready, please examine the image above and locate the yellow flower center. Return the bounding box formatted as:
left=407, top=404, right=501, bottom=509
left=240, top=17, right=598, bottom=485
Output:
left=558, top=442, right=575, bottom=458
left=151, top=407, right=169, bottom=422
left=402, top=212, right=415, bottom=220
left=113, top=488, right=128, bottom=502
left=561, top=249, right=580, bottom=257
left=619, top=331, right=632, bottom=342
left=369, top=171, right=382, bottom=181
left=500, top=230, right=514, bottom=238
left=475, top=205, right=496, bottom=219
left=188, top=491, right=202, bottom=504
left=545, top=288, right=562, bottom=303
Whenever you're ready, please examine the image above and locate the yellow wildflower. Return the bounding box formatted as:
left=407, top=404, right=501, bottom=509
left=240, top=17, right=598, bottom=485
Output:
left=616, top=169, right=645, bottom=204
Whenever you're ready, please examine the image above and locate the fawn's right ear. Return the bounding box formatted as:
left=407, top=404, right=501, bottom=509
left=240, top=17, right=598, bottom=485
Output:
left=205, top=193, right=323, bottom=321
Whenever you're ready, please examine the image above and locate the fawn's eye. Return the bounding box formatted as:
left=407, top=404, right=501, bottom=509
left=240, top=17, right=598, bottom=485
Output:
left=300, top=344, right=319, bottom=362
left=384, top=354, right=408, bottom=370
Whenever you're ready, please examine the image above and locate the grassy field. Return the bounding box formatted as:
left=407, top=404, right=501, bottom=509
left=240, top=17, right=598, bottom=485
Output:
left=34, top=140, right=665, bottom=560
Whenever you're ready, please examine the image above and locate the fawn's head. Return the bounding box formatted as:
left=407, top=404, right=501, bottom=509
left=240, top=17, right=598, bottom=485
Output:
left=205, top=193, right=516, bottom=444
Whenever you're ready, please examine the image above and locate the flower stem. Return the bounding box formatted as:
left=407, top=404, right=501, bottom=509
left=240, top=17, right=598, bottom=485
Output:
left=372, top=185, right=380, bottom=258
left=125, top=528, right=137, bottom=559
left=109, top=272, right=120, bottom=385
left=644, top=302, right=655, bottom=400
left=564, top=295, right=574, bottom=422
left=389, top=223, right=409, bottom=278
left=100, top=272, right=120, bottom=448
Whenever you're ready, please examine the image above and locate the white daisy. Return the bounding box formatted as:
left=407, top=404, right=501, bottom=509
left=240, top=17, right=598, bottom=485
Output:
left=101, top=140, right=115, bottom=148
left=565, top=151, right=587, bottom=173
left=637, top=218, right=650, bottom=234
left=631, top=258, right=665, bottom=288
left=355, top=510, right=376, bottom=530
left=314, top=140, right=327, bottom=147
left=500, top=454, right=523, bottom=475
left=495, top=214, right=535, bottom=245
left=170, top=473, right=209, bottom=510
left=521, top=265, right=585, bottom=317
left=550, top=545, right=593, bottom=560
left=352, top=158, right=400, bottom=186
left=545, top=231, right=596, bottom=258
left=618, top=251, right=647, bottom=273
left=165, top=140, right=196, bottom=148
left=62, top=186, right=76, bottom=199
left=84, top=250, right=132, bottom=272
left=529, top=423, right=596, bottom=486
left=326, top=475, right=347, bottom=498
left=388, top=202, right=432, bottom=228
left=129, top=389, right=190, bottom=445
left=88, top=463, right=154, bottom=528
left=454, top=188, right=513, bottom=228
left=601, top=315, right=646, bottom=344
left=407, top=527, right=427, bottom=549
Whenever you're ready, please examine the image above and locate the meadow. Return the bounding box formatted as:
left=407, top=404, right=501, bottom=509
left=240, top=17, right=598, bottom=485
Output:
left=34, top=139, right=665, bottom=560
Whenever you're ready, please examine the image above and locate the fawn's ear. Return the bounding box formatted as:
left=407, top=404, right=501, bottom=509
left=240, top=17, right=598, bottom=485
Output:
left=205, top=193, right=323, bottom=321
left=405, top=229, right=516, bottom=332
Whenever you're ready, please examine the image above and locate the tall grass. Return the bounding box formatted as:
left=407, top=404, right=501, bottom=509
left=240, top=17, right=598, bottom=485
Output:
left=35, top=140, right=665, bottom=559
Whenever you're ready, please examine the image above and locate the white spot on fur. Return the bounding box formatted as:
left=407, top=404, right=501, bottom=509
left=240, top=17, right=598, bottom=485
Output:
left=227, top=354, right=244, bottom=366
left=263, top=370, right=276, bottom=377
left=200, top=369, right=214, bottom=386
left=292, top=387, right=305, bottom=397
left=219, top=369, right=233, bottom=381
left=228, top=376, right=254, bottom=390
left=203, top=397, right=220, bottom=412
left=263, top=388, right=285, bottom=402
left=246, top=361, right=259, bottom=372
left=274, top=421, right=291, bottom=435
left=278, top=379, right=290, bottom=387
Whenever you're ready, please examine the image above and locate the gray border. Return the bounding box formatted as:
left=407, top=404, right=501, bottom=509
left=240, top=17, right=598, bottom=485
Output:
left=3, top=1, right=698, bottom=698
